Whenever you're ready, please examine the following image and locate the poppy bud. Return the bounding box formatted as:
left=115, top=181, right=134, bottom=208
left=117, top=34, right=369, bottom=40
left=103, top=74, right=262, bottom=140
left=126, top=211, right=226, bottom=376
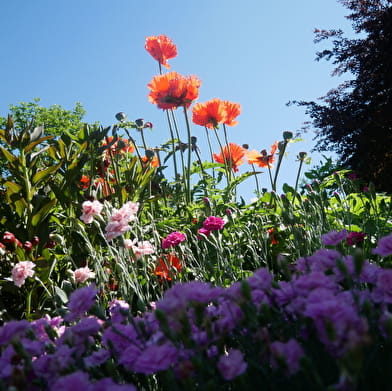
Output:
left=283, top=131, right=293, bottom=141
left=242, top=144, right=249, bottom=149
left=135, top=118, right=144, bottom=128
left=145, top=149, right=155, bottom=159
left=115, top=112, right=127, bottom=122
left=144, top=122, right=153, bottom=128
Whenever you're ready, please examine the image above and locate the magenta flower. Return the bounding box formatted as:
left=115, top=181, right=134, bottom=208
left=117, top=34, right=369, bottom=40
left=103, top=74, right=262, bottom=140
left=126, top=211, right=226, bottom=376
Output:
left=347, top=231, right=367, bottom=246
left=217, top=348, right=247, bottom=381
left=203, top=216, right=225, bottom=231
left=11, top=261, right=35, bottom=287
left=161, top=231, right=186, bottom=249
left=321, top=229, right=348, bottom=246
left=372, top=233, right=392, bottom=257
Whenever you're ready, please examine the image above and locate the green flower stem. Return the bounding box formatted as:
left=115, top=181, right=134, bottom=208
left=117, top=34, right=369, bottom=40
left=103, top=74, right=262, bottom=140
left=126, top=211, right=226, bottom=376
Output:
left=294, top=158, right=305, bottom=193
left=171, top=110, right=186, bottom=193
left=183, top=106, right=193, bottom=204
left=213, top=127, right=231, bottom=186
left=272, top=140, right=288, bottom=191
left=166, top=110, right=179, bottom=181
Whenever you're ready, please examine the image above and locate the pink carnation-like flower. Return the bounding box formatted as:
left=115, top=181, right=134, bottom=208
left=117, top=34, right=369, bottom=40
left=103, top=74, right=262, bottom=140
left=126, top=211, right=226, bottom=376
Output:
left=161, top=232, right=186, bottom=249
left=125, top=239, right=155, bottom=259
left=203, top=216, right=225, bottom=231
left=73, top=266, right=96, bottom=283
left=80, top=200, right=103, bottom=224
left=11, top=261, right=36, bottom=287
left=104, top=201, right=139, bottom=240
left=346, top=231, right=367, bottom=246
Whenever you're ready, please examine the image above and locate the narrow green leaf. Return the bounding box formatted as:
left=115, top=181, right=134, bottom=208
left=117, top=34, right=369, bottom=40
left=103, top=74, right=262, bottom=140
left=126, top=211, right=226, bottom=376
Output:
left=31, top=199, right=57, bottom=226
left=31, top=163, right=62, bottom=187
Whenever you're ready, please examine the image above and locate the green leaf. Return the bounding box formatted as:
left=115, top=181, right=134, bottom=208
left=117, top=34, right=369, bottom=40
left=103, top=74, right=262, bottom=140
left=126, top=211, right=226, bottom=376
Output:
left=0, top=145, right=17, bottom=164
left=31, top=163, right=62, bottom=187
left=24, top=135, right=54, bottom=153
left=31, top=199, right=57, bottom=226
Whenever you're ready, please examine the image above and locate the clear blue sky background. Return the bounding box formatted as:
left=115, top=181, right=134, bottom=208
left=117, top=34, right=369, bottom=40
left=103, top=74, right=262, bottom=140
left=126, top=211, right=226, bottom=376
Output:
left=1, top=0, right=355, bottom=201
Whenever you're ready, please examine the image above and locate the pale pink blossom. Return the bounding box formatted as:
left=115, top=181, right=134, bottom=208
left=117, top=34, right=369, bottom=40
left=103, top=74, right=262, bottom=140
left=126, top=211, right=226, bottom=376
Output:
left=105, top=202, right=139, bottom=240
left=80, top=200, right=103, bottom=224
left=73, top=266, right=96, bottom=283
left=12, top=261, right=36, bottom=287
left=132, top=240, right=155, bottom=259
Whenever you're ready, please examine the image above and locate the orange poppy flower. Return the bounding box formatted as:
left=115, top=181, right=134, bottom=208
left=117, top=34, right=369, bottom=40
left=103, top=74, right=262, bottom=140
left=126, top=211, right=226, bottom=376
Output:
left=192, top=98, right=227, bottom=129
left=213, top=143, right=245, bottom=172
left=102, top=137, right=135, bottom=156
left=223, top=101, right=241, bottom=126
left=267, top=228, right=278, bottom=245
left=145, top=35, right=177, bottom=69
left=79, top=175, right=90, bottom=189
left=155, top=253, right=183, bottom=281
left=246, top=141, right=279, bottom=168
left=142, top=155, right=160, bottom=168
left=148, top=71, right=201, bottom=110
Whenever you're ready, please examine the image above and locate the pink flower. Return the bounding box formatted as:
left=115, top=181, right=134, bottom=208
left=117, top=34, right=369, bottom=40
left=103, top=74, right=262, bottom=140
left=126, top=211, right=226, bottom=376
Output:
left=203, top=216, right=226, bottom=231
left=161, top=232, right=186, bottom=249
left=73, top=266, right=95, bottom=283
left=197, top=227, right=211, bottom=239
left=80, top=200, right=103, bottom=224
left=125, top=239, right=155, bottom=259
left=11, top=261, right=35, bottom=287
left=104, top=201, right=139, bottom=240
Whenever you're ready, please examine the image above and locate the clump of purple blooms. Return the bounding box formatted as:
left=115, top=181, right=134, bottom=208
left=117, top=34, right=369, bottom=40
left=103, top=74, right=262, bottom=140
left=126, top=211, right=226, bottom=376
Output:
left=1, top=232, right=392, bottom=390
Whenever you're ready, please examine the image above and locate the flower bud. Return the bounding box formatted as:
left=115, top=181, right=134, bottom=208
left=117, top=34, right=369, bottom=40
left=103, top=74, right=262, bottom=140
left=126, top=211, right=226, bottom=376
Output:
left=23, top=241, right=33, bottom=252
left=283, top=131, right=293, bottom=140
left=2, top=231, right=16, bottom=244
left=115, top=112, right=127, bottom=122
left=135, top=118, right=144, bottom=128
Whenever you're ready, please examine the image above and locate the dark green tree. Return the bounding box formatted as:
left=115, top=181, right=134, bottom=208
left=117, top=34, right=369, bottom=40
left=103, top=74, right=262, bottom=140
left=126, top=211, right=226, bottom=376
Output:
left=295, top=0, right=392, bottom=192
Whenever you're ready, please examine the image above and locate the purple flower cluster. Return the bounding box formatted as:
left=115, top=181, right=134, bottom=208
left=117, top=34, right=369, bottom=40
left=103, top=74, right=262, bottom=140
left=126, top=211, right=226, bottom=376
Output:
left=1, top=232, right=392, bottom=389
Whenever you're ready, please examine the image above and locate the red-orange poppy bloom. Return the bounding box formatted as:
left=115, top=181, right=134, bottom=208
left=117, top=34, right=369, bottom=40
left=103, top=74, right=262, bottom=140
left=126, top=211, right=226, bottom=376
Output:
left=267, top=228, right=278, bottom=245
left=142, top=155, right=160, bottom=168
left=155, top=253, right=183, bottom=281
left=79, top=175, right=90, bottom=189
left=145, top=35, right=177, bottom=69
left=102, top=137, right=135, bottom=156
left=223, top=101, right=241, bottom=126
left=213, top=143, right=245, bottom=173
left=148, top=71, right=201, bottom=110
left=246, top=141, right=279, bottom=168
left=192, top=98, right=227, bottom=129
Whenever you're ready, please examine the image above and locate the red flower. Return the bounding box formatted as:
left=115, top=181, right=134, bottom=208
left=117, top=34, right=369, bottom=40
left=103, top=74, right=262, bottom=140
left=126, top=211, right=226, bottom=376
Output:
left=155, top=253, right=183, bottom=281
left=222, top=101, right=241, bottom=126
left=80, top=175, right=90, bottom=189
left=145, top=35, right=177, bottom=69
left=246, top=141, right=279, bottom=168
left=141, top=155, right=160, bottom=168
left=2, top=231, right=16, bottom=244
left=102, top=137, right=134, bottom=156
left=267, top=228, right=278, bottom=245
left=192, top=98, right=227, bottom=129
left=192, top=98, right=241, bottom=129
left=148, top=71, right=201, bottom=110
left=213, top=143, right=245, bottom=172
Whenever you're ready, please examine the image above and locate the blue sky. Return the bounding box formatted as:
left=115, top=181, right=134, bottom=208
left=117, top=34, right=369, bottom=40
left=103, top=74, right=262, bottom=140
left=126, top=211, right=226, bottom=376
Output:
left=1, top=1, right=354, bottom=200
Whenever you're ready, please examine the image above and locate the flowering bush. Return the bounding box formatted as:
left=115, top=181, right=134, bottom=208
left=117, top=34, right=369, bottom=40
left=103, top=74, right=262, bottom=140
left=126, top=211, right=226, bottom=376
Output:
left=1, top=232, right=392, bottom=390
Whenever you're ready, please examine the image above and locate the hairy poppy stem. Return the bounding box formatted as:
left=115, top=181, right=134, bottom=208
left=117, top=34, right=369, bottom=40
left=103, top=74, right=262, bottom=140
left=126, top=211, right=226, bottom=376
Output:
left=183, top=106, right=193, bottom=203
